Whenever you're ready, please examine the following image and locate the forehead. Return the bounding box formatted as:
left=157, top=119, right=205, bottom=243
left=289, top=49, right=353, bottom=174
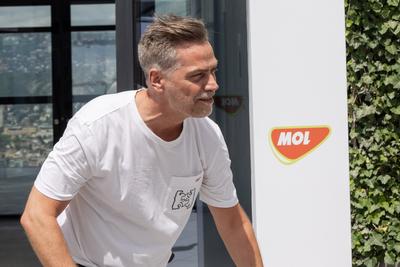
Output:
left=175, top=42, right=218, bottom=69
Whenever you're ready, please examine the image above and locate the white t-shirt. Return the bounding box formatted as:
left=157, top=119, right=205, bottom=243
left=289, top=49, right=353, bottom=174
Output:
left=34, top=90, right=238, bottom=267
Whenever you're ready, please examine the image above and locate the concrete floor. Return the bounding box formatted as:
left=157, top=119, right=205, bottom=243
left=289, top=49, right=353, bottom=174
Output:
left=0, top=214, right=198, bottom=267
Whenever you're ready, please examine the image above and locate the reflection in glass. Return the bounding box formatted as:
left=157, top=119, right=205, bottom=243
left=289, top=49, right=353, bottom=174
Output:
left=72, top=31, right=116, bottom=95
left=73, top=102, right=87, bottom=114
left=201, top=1, right=251, bottom=265
left=155, top=0, right=190, bottom=16
left=0, top=6, right=51, bottom=28
left=139, top=0, right=154, bottom=33
left=140, top=17, right=153, bottom=36
left=0, top=33, right=52, bottom=97
left=0, top=104, right=53, bottom=214
left=71, top=4, right=115, bottom=26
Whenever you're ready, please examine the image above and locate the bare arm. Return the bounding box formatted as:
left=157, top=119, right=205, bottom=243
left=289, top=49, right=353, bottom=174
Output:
left=20, top=186, right=76, bottom=267
left=208, top=203, right=264, bottom=267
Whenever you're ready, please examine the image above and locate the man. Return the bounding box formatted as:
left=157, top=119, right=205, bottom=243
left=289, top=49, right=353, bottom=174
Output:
left=21, top=15, right=263, bottom=267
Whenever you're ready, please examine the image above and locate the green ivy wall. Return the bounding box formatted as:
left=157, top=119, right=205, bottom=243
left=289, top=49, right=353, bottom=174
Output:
left=345, top=0, right=400, bottom=266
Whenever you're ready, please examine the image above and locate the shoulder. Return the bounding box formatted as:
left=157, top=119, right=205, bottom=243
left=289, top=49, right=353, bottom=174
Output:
left=64, top=90, right=136, bottom=150
left=73, top=90, right=135, bottom=126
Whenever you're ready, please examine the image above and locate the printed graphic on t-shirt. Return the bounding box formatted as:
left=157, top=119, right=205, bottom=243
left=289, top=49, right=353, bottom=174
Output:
left=172, top=188, right=196, bottom=210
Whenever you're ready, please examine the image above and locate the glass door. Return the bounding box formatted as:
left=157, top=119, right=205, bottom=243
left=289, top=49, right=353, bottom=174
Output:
left=0, top=1, right=116, bottom=215
left=70, top=2, right=116, bottom=113
left=191, top=1, right=251, bottom=266
left=0, top=4, right=53, bottom=215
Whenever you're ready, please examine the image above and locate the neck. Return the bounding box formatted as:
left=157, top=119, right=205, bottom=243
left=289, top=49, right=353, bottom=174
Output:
left=135, top=88, right=185, bottom=141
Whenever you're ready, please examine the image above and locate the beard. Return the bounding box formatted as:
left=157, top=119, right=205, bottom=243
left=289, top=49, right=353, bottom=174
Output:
left=168, top=90, right=214, bottom=118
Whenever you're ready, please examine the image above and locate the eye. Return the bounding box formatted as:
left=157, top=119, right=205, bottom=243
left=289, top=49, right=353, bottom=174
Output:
left=191, top=73, right=205, bottom=81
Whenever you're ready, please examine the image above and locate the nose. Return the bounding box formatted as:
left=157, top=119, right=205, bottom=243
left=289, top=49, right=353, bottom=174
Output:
left=205, top=72, right=219, bottom=92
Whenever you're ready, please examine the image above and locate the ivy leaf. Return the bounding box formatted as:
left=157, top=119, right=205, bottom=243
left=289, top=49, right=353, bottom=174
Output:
left=385, top=43, right=398, bottom=55
left=384, top=75, right=400, bottom=88
left=346, top=19, right=354, bottom=27
left=368, top=40, right=379, bottom=49
left=372, top=1, right=384, bottom=12
left=381, top=201, right=395, bottom=214
left=394, top=24, right=400, bottom=35
left=371, top=232, right=386, bottom=247
left=387, top=20, right=399, bottom=29
left=378, top=175, right=391, bottom=184
left=362, top=75, right=374, bottom=84
left=365, top=257, right=378, bottom=267
left=356, top=105, right=377, bottom=119
left=391, top=106, right=400, bottom=115
left=371, top=211, right=385, bottom=225
left=364, top=239, right=373, bottom=252
left=379, top=23, right=389, bottom=34
left=387, top=0, right=400, bottom=6
left=388, top=92, right=396, bottom=99
left=384, top=251, right=396, bottom=264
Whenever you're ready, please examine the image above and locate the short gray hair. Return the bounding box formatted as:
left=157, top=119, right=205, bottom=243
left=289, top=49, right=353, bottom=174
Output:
left=138, top=14, right=208, bottom=79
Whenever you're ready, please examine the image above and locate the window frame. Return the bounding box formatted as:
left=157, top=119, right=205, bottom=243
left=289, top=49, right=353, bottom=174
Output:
left=0, top=0, right=116, bottom=143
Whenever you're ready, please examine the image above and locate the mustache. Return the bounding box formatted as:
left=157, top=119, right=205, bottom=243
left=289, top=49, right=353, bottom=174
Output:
left=195, top=93, right=215, bottom=100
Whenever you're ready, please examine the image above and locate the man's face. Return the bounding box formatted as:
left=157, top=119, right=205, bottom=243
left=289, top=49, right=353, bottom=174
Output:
left=162, top=42, right=219, bottom=118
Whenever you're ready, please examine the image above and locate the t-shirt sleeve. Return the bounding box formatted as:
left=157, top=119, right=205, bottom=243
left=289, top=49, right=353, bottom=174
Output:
left=34, top=118, right=97, bottom=201
left=199, top=121, right=239, bottom=208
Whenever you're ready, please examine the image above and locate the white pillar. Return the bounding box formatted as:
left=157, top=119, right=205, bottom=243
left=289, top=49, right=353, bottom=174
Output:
left=247, top=0, right=352, bottom=266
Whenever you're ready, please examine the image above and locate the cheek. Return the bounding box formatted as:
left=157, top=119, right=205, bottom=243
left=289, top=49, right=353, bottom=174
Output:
left=167, top=86, right=193, bottom=106
left=165, top=77, right=202, bottom=103
left=176, top=83, right=201, bottom=100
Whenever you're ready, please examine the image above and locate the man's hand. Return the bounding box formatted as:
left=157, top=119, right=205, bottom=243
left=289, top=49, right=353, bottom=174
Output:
left=20, top=187, right=76, bottom=267
left=208, top=203, right=264, bottom=267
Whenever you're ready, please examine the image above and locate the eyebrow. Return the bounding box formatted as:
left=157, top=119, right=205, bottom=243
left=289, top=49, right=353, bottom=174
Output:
left=187, top=64, right=218, bottom=75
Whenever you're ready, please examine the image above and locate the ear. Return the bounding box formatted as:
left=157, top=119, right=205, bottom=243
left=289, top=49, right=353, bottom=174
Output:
left=148, top=68, right=164, bottom=93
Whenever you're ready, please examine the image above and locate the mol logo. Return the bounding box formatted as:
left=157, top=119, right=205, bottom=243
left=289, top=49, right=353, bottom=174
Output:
left=269, top=126, right=331, bottom=164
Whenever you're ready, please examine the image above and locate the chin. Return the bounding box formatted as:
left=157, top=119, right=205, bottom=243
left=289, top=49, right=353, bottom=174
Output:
left=191, top=109, right=212, bottom=118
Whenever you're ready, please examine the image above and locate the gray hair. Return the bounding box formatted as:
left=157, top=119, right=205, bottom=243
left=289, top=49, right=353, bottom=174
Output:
left=138, top=14, right=209, bottom=79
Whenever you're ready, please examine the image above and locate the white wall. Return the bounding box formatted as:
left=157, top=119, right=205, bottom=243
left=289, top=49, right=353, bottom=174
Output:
left=247, top=0, right=352, bottom=266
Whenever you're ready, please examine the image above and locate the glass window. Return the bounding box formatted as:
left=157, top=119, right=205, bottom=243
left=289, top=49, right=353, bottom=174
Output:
left=0, top=33, right=52, bottom=97
left=71, top=4, right=115, bottom=26
left=155, top=0, right=190, bottom=16
left=0, top=104, right=53, bottom=214
left=73, top=102, right=86, bottom=114
left=0, top=6, right=51, bottom=28
left=139, top=0, right=155, bottom=33
left=71, top=31, right=116, bottom=95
